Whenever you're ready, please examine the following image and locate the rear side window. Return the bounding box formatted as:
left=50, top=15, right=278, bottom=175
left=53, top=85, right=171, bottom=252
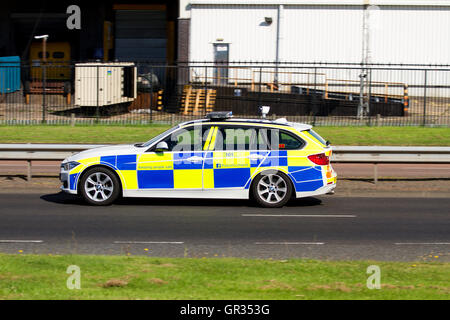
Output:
left=268, top=130, right=305, bottom=150
left=307, top=129, right=328, bottom=146
left=213, top=125, right=304, bottom=151
left=277, top=131, right=304, bottom=150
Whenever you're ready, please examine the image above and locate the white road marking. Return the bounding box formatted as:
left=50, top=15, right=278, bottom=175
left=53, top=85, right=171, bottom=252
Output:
left=394, top=242, right=450, bottom=245
left=255, top=242, right=324, bottom=245
left=242, top=214, right=356, bottom=218
left=0, top=240, right=43, bottom=243
left=113, top=241, right=184, bottom=245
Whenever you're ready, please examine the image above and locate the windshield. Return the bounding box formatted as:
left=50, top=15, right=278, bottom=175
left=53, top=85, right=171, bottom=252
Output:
left=140, top=125, right=180, bottom=147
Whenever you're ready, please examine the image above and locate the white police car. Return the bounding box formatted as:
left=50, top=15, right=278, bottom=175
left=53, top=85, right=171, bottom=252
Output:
left=60, top=112, right=336, bottom=207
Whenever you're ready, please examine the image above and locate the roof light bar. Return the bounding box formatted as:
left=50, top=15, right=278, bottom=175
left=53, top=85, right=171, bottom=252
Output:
left=205, top=111, right=233, bottom=120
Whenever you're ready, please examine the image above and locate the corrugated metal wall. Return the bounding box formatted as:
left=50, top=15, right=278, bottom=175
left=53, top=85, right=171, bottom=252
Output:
left=190, top=5, right=279, bottom=62
left=369, top=5, right=450, bottom=65
left=188, top=3, right=450, bottom=96
left=189, top=3, right=450, bottom=65
left=281, top=5, right=364, bottom=63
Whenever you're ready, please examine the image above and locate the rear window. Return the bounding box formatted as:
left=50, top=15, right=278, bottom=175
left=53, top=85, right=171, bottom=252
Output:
left=307, top=129, right=328, bottom=146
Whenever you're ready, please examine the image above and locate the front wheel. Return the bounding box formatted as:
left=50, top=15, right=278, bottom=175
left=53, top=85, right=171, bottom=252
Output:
left=79, top=167, right=121, bottom=206
left=252, top=172, right=292, bottom=208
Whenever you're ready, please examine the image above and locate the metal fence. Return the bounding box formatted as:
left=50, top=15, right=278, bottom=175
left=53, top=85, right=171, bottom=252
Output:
left=0, top=61, right=449, bottom=127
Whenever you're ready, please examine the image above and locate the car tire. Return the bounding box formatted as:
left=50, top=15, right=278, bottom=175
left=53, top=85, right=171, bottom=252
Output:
left=79, top=167, right=121, bottom=206
left=252, top=171, right=293, bottom=208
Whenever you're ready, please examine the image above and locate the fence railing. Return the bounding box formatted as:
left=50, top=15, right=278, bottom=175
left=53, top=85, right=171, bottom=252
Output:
left=1, top=144, right=449, bottom=182
left=0, top=62, right=450, bottom=126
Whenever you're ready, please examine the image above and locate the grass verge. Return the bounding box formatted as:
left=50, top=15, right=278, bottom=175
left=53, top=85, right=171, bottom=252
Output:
left=0, top=125, right=449, bottom=146
left=0, top=254, right=448, bottom=299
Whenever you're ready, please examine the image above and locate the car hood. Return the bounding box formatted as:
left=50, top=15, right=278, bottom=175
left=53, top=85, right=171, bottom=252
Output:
left=64, top=144, right=141, bottom=162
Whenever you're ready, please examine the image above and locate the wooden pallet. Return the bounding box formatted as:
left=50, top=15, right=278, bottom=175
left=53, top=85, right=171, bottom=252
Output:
left=181, top=85, right=216, bottom=115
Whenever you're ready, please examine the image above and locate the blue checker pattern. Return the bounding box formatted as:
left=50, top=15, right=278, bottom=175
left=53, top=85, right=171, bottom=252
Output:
left=100, top=156, right=116, bottom=168
left=69, top=173, right=80, bottom=190
left=173, top=152, right=204, bottom=170
left=288, top=166, right=324, bottom=191
left=117, top=155, right=137, bottom=170
left=203, top=152, right=214, bottom=169
left=214, top=168, right=251, bottom=188
left=294, top=179, right=324, bottom=192
left=250, top=150, right=288, bottom=167
left=100, top=155, right=137, bottom=170
left=138, top=170, right=174, bottom=189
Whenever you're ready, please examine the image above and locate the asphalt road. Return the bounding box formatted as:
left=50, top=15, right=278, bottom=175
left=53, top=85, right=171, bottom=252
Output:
left=0, top=193, right=448, bottom=261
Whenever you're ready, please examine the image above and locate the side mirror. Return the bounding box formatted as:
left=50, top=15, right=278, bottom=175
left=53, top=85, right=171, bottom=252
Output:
left=155, top=141, right=169, bottom=152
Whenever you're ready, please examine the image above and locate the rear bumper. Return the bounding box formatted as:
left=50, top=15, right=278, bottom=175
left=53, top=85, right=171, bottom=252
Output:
left=295, top=182, right=336, bottom=199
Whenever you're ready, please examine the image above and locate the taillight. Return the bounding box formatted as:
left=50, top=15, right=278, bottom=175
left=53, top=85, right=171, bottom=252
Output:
left=307, top=153, right=329, bottom=165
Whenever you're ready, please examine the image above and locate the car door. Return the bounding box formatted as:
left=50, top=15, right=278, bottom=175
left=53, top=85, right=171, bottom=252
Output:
left=203, top=125, right=254, bottom=190
left=136, top=125, right=213, bottom=191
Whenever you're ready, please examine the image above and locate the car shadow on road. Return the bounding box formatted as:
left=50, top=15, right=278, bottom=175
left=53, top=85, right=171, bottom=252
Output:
left=40, top=192, right=86, bottom=205
left=40, top=192, right=323, bottom=208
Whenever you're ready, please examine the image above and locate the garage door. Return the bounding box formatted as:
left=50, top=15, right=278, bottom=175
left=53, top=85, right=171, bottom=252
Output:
left=115, top=10, right=167, bottom=63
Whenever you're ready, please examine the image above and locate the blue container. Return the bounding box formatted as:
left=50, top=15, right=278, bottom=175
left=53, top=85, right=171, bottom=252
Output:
left=0, top=56, right=20, bottom=94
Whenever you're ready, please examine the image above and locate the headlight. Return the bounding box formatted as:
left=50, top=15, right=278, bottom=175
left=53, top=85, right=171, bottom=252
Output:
left=61, top=161, right=80, bottom=171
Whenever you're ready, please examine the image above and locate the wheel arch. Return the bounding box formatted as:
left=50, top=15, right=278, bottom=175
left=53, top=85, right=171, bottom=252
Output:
left=76, top=164, right=124, bottom=195
left=248, top=169, right=296, bottom=200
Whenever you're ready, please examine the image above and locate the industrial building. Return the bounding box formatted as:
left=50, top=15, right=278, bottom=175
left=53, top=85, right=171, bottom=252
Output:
left=0, top=1, right=177, bottom=63
left=181, top=0, right=450, bottom=65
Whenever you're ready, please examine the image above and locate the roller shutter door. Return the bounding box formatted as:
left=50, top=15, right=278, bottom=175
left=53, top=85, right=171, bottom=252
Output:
left=115, top=10, right=166, bottom=62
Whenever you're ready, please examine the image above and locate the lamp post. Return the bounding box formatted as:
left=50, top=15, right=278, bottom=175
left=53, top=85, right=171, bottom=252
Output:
left=34, top=35, right=49, bottom=123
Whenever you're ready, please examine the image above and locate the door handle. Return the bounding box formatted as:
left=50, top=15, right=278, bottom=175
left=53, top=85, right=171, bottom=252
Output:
left=187, top=156, right=203, bottom=162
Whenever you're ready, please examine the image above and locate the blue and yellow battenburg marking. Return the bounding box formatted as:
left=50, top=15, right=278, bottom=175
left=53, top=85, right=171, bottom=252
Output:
left=67, top=124, right=333, bottom=193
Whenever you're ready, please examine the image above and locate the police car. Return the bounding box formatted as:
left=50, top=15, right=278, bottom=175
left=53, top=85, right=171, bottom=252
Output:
left=60, top=112, right=337, bottom=207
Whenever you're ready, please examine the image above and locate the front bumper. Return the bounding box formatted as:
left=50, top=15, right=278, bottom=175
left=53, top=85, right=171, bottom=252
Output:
left=59, top=169, right=77, bottom=194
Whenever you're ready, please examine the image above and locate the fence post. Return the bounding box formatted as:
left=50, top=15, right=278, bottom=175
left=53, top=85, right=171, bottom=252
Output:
left=204, top=65, right=208, bottom=116
left=258, top=67, right=262, bottom=110
left=96, top=65, right=100, bottom=123
left=150, top=67, right=153, bottom=123
left=42, top=64, right=46, bottom=123
left=27, top=160, right=32, bottom=182
left=373, top=163, right=378, bottom=184
left=313, top=67, right=317, bottom=126
left=423, top=69, right=427, bottom=126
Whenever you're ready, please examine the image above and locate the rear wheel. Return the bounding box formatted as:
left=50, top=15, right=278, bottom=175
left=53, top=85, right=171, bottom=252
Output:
left=252, top=171, right=292, bottom=208
left=79, top=167, right=120, bottom=206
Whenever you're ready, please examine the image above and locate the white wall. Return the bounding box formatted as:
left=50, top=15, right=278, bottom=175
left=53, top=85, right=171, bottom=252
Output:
left=188, top=3, right=450, bottom=97
left=190, top=5, right=279, bottom=62
left=369, top=6, right=450, bottom=65
left=189, top=3, right=450, bottom=65
left=281, top=5, right=364, bottom=63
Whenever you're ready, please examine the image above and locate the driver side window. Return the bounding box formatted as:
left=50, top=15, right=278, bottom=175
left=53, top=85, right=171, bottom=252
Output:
left=159, top=125, right=212, bottom=152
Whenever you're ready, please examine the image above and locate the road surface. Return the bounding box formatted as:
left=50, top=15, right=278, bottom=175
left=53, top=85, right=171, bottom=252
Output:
left=0, top=193, right=448, bottom=261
